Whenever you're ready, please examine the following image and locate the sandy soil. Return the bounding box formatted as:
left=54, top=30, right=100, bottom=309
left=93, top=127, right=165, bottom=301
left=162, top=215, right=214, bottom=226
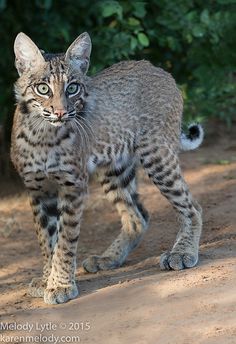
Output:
left=0, top=123, right=236, bottom=344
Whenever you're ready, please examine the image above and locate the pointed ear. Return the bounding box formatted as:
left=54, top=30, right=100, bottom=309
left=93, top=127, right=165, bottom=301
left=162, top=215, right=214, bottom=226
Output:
left=65, top=32, right=92, bottom=74
left=14, top=32, right=45, bottom=76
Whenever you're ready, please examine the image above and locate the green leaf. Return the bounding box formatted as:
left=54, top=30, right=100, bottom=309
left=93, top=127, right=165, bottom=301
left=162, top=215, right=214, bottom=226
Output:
left=210, top=33, right=220, bottom=44
left=185, top=33, right=193, bottom=43
left=132, top=2, right=146, bottom=18
left=185, top=10, right=197, bottom=22
left=128, top=17, right=140, bottom=26
left=101, top=1, right=123, bottom=19
left=130, top=36, right=138, bottom=50
left=167, top=36, right=178, bottom=50
left=137, top=32, right=149, bottom=47
left=192, top=25, right=205, bottom=38
left=200, top=9, right=210, bottom=25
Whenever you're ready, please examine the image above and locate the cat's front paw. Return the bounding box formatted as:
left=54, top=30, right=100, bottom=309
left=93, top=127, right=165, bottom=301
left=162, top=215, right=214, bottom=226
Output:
left=160, top=251, right=198, bottom=271
left=28, top=277, right=47, bottom=298
left=44, top=283, right=79, bottom=304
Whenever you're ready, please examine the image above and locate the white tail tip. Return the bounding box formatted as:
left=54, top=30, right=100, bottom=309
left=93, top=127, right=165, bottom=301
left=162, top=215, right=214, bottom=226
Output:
left=180, top=123, right=204, bottom=151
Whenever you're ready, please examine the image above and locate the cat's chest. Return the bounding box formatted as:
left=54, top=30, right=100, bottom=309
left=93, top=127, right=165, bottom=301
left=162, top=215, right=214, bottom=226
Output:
left=27, top=145, right=74, bottom=174
left=17, top=129, right=78, bottom=175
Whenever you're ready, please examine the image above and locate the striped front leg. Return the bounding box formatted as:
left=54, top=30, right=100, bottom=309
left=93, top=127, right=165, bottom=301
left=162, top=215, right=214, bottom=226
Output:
left=44, top=183, right=87, bottom=304
left=25, top=174, right=59, bottom=298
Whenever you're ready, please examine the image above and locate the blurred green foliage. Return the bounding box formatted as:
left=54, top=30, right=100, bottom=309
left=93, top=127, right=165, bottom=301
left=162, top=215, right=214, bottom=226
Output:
left=0, top=0, right=235, bottom=142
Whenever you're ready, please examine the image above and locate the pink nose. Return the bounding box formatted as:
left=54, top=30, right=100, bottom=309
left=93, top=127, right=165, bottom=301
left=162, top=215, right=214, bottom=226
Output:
left=54, top=109, right=67, bottom=119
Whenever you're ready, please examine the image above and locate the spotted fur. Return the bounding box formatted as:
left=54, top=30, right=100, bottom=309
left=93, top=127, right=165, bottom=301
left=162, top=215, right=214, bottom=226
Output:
left=11, top=32, right=203, bottom=304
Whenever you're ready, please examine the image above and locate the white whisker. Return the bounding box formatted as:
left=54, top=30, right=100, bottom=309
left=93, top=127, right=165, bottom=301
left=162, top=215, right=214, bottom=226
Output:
left=70, top=121, right=87, bottom=153
left=74, top=120, right=90, bottom=149
left=74, top=119, right=91, bottom=145
left=75, top=115, right=95, bottom=140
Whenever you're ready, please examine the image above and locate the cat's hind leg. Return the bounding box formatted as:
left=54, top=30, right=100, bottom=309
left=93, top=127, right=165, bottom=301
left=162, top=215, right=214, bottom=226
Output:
left=139, top=143, right=202, bottom=270
left=83, top=161, right=149, bottom=272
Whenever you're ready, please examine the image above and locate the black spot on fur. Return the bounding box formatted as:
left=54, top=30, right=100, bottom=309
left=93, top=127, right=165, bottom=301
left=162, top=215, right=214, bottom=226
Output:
left=107, top=146, right=112, bottom=156
left=47, top=163, right=59, bottom=169
left=68, top=234, right=79, bottom=243
left=31, top=197, right=40, bottom=206
left=171, top=189, right=183, bottom=197
left=65, top=251, right=74, bottom=257
left=61, top=205, right=75, bottom=216
left=154, top=164, right=164, bottom=173
left=48, top=224, right=57, bottom=236
left=121, top=167, right=136, bottom=188
left=56, top=131, right=70, bottom=145
left=136, top=201, right=149, bottom=222
left=63, top=219, right=78, bottom=227
left=93, top=156, right=98, bottom=164
left=26, top=98, right=36, bottom=104
left=28, top=186, right=41, bottom=191
left=188, top=211, right=195, bottom=218
left=24, top=161, right=33, bottom=168
left=43, top=203, right=59, bottom=217
left=64, top=181, right=75, bottom=186
left=173, top=201, right=187, bottom=209
left=140, top=150, right=151, bottom=157
left=17, top=131, right=29, bottom=142
left=64, top=194, right=77, bottom=202
left=113, top=196, right=133, bottom=207
left=39, top=214, right=48, bottom=228
left=33, top=209, right=39, bottom=216
left=35, top=176, right=45, bottom=182
left=104, top=183, right=118, bottom=194
left=164, top=179, right=174, bottom=187
left=101, top=178, right=110, bottom=186
left=19, top=101, right=29, bottom=114
left=106, top=165, right=127, bottom=177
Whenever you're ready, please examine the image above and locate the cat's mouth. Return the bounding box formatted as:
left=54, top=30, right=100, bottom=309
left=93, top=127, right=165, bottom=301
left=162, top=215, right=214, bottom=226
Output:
left=48, top=118, right=68, bottom=127
left=43, top=112, right=76, bottom=127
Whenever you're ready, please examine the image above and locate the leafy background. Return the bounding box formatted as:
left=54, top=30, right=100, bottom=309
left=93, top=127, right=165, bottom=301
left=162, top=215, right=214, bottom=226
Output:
left=0, top=0, right=235, bottom=144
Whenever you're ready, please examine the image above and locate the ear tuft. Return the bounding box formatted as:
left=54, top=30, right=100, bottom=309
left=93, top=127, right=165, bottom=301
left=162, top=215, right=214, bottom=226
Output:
left=65, top=32, right=92, bottom=74
left=14, top=32, right=45, bottom=76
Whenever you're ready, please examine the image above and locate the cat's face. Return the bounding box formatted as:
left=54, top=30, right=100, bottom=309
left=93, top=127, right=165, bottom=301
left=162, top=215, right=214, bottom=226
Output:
left=14, top=32, right=91, bottom=127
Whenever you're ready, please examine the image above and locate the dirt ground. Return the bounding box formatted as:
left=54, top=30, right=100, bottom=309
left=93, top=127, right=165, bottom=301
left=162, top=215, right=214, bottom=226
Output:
left=0, top=123, right=236, bottom=344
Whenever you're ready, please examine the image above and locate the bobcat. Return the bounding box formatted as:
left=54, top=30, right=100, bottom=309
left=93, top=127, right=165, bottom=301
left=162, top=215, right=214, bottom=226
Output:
left=11, top=32, right=203, bottom=304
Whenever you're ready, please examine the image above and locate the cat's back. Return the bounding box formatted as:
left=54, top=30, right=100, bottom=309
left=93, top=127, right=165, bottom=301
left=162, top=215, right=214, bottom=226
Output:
left=89, top=60, right=182, bottom=112
left=90, top=60, right=179, bottom=95
left=92, top=60, right=170, bottom=82
left=88, top=60, right=182, bottom=127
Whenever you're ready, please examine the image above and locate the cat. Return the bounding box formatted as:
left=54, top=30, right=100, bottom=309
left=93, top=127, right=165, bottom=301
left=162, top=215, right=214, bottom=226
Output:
left=11, top=32, right=203, bottom=304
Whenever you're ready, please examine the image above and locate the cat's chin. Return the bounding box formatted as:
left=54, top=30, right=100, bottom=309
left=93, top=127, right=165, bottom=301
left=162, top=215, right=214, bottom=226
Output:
left=48, top=121, right=66, bottom=127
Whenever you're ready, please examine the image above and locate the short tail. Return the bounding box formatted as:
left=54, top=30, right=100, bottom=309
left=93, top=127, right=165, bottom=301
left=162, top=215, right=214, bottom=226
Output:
left=180, top=123, right=204, bottom=151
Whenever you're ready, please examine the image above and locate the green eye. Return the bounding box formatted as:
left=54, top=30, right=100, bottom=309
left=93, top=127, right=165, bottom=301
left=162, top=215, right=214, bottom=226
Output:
left=36, top=83, right=50, bottom=95
left=67, top=83, right=80, bottom=95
